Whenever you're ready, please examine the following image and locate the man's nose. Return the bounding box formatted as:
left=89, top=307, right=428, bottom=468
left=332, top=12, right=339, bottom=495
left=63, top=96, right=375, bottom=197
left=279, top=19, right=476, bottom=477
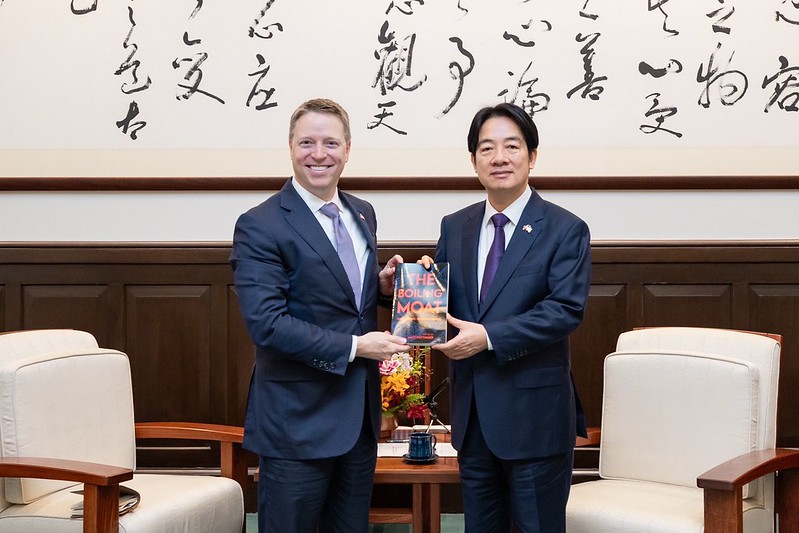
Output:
left=492, top=148, right=509, bottom=164
left=312, top=143, right=326, bottom=158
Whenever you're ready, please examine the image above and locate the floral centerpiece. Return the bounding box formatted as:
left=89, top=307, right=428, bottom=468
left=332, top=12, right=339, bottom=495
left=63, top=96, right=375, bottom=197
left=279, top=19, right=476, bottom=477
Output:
left=379, top=347, right=428, bottom=420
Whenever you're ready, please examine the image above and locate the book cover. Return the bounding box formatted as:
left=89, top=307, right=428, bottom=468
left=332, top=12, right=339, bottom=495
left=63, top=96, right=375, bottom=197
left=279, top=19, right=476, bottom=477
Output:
left=391, top=262, right=449, bottom=345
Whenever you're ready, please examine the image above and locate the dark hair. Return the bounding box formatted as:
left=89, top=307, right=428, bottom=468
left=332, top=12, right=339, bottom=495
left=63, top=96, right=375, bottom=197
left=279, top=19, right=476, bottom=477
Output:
left=289, top=98, right=351, bottom=143
left=466, top=103, right=539, bottom=155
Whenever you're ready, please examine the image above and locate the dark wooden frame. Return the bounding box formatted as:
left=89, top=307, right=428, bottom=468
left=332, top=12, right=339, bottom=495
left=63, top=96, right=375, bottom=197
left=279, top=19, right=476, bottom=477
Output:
left=1, top=175, right=798, bottom=191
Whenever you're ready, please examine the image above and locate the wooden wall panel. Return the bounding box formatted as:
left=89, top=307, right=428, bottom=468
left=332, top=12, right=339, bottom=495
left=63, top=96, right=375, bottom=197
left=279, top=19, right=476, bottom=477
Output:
left=21, top=285, right=114, bottom=346
left=642, top=284, right=733, bottom=328
left=125, top=285, right=213, bottom=423
left=749, top=284, right=799, bottom=446
left=571, top=284, right=628, bottom=427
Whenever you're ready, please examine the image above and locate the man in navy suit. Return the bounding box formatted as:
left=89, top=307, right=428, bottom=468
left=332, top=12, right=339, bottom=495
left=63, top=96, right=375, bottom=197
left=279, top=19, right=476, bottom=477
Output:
left=230, top=98, right=409, bottom=533
left=426, top=103, right=591, bottom=532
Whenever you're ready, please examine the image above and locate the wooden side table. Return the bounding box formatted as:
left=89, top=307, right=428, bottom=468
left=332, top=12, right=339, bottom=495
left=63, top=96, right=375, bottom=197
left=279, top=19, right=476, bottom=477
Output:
left=372, top=455, right=460, bottom=533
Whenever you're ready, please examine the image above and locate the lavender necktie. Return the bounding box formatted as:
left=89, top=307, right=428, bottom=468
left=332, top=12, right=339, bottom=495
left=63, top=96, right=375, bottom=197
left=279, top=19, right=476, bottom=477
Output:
left=320, top=203, right=362, bottom=309
left=480, top=213, right=510, bottom=304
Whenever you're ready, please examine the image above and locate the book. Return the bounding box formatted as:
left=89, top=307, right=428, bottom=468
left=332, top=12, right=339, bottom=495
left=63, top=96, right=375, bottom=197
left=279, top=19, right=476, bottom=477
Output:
left=70, top=484, right=141, bottom=518
left=391, top=262, right=449, bottom=345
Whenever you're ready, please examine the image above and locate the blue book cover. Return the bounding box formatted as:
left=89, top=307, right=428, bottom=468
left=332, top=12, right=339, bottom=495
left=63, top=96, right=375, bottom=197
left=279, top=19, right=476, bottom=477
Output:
left=391, top=262, right=449, bottom=345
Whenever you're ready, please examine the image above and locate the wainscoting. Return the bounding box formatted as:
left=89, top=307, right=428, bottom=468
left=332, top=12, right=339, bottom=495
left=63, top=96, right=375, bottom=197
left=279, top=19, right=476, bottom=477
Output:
left=1, top=241, right=798, bottom=461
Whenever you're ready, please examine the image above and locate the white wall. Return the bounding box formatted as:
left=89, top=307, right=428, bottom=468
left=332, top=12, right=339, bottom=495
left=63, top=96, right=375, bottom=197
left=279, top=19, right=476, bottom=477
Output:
left=1, top=189, right=796, bottom=243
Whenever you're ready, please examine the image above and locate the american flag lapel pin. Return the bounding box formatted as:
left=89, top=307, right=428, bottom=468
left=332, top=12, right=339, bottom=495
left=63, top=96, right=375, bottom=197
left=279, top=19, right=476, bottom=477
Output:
left=522, top=224, right=533, bottom=233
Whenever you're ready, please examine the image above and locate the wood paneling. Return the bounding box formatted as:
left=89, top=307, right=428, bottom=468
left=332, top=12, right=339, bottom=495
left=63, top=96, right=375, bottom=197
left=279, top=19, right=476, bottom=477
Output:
left=1, top=241, right=798, bottom=456
left=749, top=284, right=799, bottom=446
left=642, top=284, right=733, bottom=328
left=571, top=284, right=628, bottom=427
left=21, top=285, right=113, bottom=345
left=125, top=285, right=213, bottom=422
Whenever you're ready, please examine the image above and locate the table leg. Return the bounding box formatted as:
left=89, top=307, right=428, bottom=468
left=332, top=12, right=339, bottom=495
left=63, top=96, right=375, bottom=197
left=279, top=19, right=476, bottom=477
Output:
left=412, top=483, right=425, bottom=533
left=429, top=483, right=441, bottom=533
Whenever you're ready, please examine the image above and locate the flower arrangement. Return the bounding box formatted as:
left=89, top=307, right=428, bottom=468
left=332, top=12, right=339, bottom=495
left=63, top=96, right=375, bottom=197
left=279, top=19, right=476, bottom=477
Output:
left=379, top=347, right=428, bottom=420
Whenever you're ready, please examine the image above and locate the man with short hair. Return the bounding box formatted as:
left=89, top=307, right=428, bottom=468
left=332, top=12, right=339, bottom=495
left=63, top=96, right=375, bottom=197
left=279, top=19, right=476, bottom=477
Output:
left=426, top=102, right=591, bottom=532
left=231, top=98, right=409, bottom=533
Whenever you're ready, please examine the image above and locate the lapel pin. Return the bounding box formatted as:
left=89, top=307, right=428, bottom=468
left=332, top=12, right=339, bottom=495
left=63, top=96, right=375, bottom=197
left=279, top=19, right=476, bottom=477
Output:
left=359, top=213, right=366, bottom=221
left=522, top=224, right=533, bottom=233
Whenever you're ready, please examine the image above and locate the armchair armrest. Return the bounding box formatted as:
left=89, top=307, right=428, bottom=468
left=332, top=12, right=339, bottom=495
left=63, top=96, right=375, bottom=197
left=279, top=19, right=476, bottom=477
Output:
left=0, top=457, right=133, bottom=533
left=697, top=448, right=799, bottom=533
left=135, top=422, right=249, bottom=496
left=575, top=426, right=601, bottom=447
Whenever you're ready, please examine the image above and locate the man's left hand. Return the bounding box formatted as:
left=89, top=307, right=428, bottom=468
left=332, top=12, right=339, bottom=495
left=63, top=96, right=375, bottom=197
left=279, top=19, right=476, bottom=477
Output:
left=432, top=314, right=488, bottom=360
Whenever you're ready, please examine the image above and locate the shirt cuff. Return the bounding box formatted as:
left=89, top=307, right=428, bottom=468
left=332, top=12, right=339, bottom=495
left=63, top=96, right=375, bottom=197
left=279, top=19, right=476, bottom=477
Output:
left=349, top=335, right=358, bottom=362
left=485, top=331, right=494, bottom=352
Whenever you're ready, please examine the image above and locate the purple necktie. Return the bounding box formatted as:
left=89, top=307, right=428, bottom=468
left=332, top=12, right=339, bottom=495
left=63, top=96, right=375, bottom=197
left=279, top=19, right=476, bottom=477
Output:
left=480, top=213, right=510, bottom=304
left=320, top=203, right=362, bottom=308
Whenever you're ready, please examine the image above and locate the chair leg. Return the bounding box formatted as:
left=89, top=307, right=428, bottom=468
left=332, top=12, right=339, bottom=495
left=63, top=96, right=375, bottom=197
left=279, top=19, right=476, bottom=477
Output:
left=82, top=483, right=120, bottom=533
left=704, top=487, right=743, bottom=533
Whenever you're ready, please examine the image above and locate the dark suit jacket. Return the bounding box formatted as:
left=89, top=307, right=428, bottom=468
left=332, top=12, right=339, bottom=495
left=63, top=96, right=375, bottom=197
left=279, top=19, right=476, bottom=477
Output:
left=230, top=180, right=382, bottom=460
left=436, top=188, right=590, bottom=460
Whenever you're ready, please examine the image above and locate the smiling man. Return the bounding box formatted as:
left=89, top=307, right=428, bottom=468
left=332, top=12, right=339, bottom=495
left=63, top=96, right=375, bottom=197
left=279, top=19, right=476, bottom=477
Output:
left=427, top=103, right=592, bottom=533
left=230, top=98, right=408, bottom=533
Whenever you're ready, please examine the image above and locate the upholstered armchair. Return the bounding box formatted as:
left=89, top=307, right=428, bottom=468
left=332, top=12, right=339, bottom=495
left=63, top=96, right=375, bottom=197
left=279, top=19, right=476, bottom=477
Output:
left=0, top=329, right=248, bottom=533
left=566, top=327, right=799, bottom=532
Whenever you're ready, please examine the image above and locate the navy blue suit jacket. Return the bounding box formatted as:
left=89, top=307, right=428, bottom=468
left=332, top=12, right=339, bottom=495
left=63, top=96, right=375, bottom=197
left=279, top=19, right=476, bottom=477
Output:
left=436, top=188, right=590, bottom=460
left=230, top=180, right=382, bottom=460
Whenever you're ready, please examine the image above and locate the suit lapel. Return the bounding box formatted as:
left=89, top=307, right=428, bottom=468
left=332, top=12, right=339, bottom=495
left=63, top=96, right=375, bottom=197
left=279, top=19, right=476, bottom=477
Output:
left=461, top=203, right=483, bottom=321
left=478, top=190, right=545, bottom=318
left=280, top=182, right=358, bottom=308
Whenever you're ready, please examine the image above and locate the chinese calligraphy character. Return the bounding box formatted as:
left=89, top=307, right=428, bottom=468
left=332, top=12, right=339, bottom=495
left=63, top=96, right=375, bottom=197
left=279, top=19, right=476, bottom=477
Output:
left=580, top=0, right=598, bottom=21
left=499, top=61, right=551, bottom=116
left=173, top=52, right=225, bottom=104
left=114, top=6, right=151, bottom=95
left=640, top=93, right=682, bottom=138
left=440, top=36, right=474, bottom=116
left=372, top=20, right=427, bottom=96
left=386, top=0, right=424, bottom=16
left=762, top=55, right=799, bottom=112
left=250, top=0, right=283, bottom=39
left=367, top=101, right=407, bottom=135
left=71, top=0, right=98, bottom=15
left=189, top=0, right=203, bottom=20
left=697, top=42, right=748, bottom=107
left=648, top=0, right=678, bottom=37
left=116, top=101, right=146, bottom=140
left=706, top=1, right=735, bottom=35
left=776, top=0, right=799, bottom=25
left=247, top=54, right=278, bottom=110
left=567, top=32, right=607, bottom=100
left=639, top=59, right=683, bottom=78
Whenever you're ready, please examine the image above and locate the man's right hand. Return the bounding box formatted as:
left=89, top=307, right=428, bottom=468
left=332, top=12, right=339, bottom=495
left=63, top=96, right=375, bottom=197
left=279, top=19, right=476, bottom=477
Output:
left=355, top=331, right=409, bottom=361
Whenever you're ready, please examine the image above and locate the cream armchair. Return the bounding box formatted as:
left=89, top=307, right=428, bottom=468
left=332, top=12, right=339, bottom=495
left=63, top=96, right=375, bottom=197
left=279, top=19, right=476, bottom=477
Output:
left=0, top=329, right=248, bottom=533
left=566, top=327, right=799, bottom=532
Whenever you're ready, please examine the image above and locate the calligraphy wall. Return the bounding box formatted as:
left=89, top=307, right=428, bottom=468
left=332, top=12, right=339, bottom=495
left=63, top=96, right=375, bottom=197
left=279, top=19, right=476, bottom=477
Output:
left=1, top=0, right=798, bottom=177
